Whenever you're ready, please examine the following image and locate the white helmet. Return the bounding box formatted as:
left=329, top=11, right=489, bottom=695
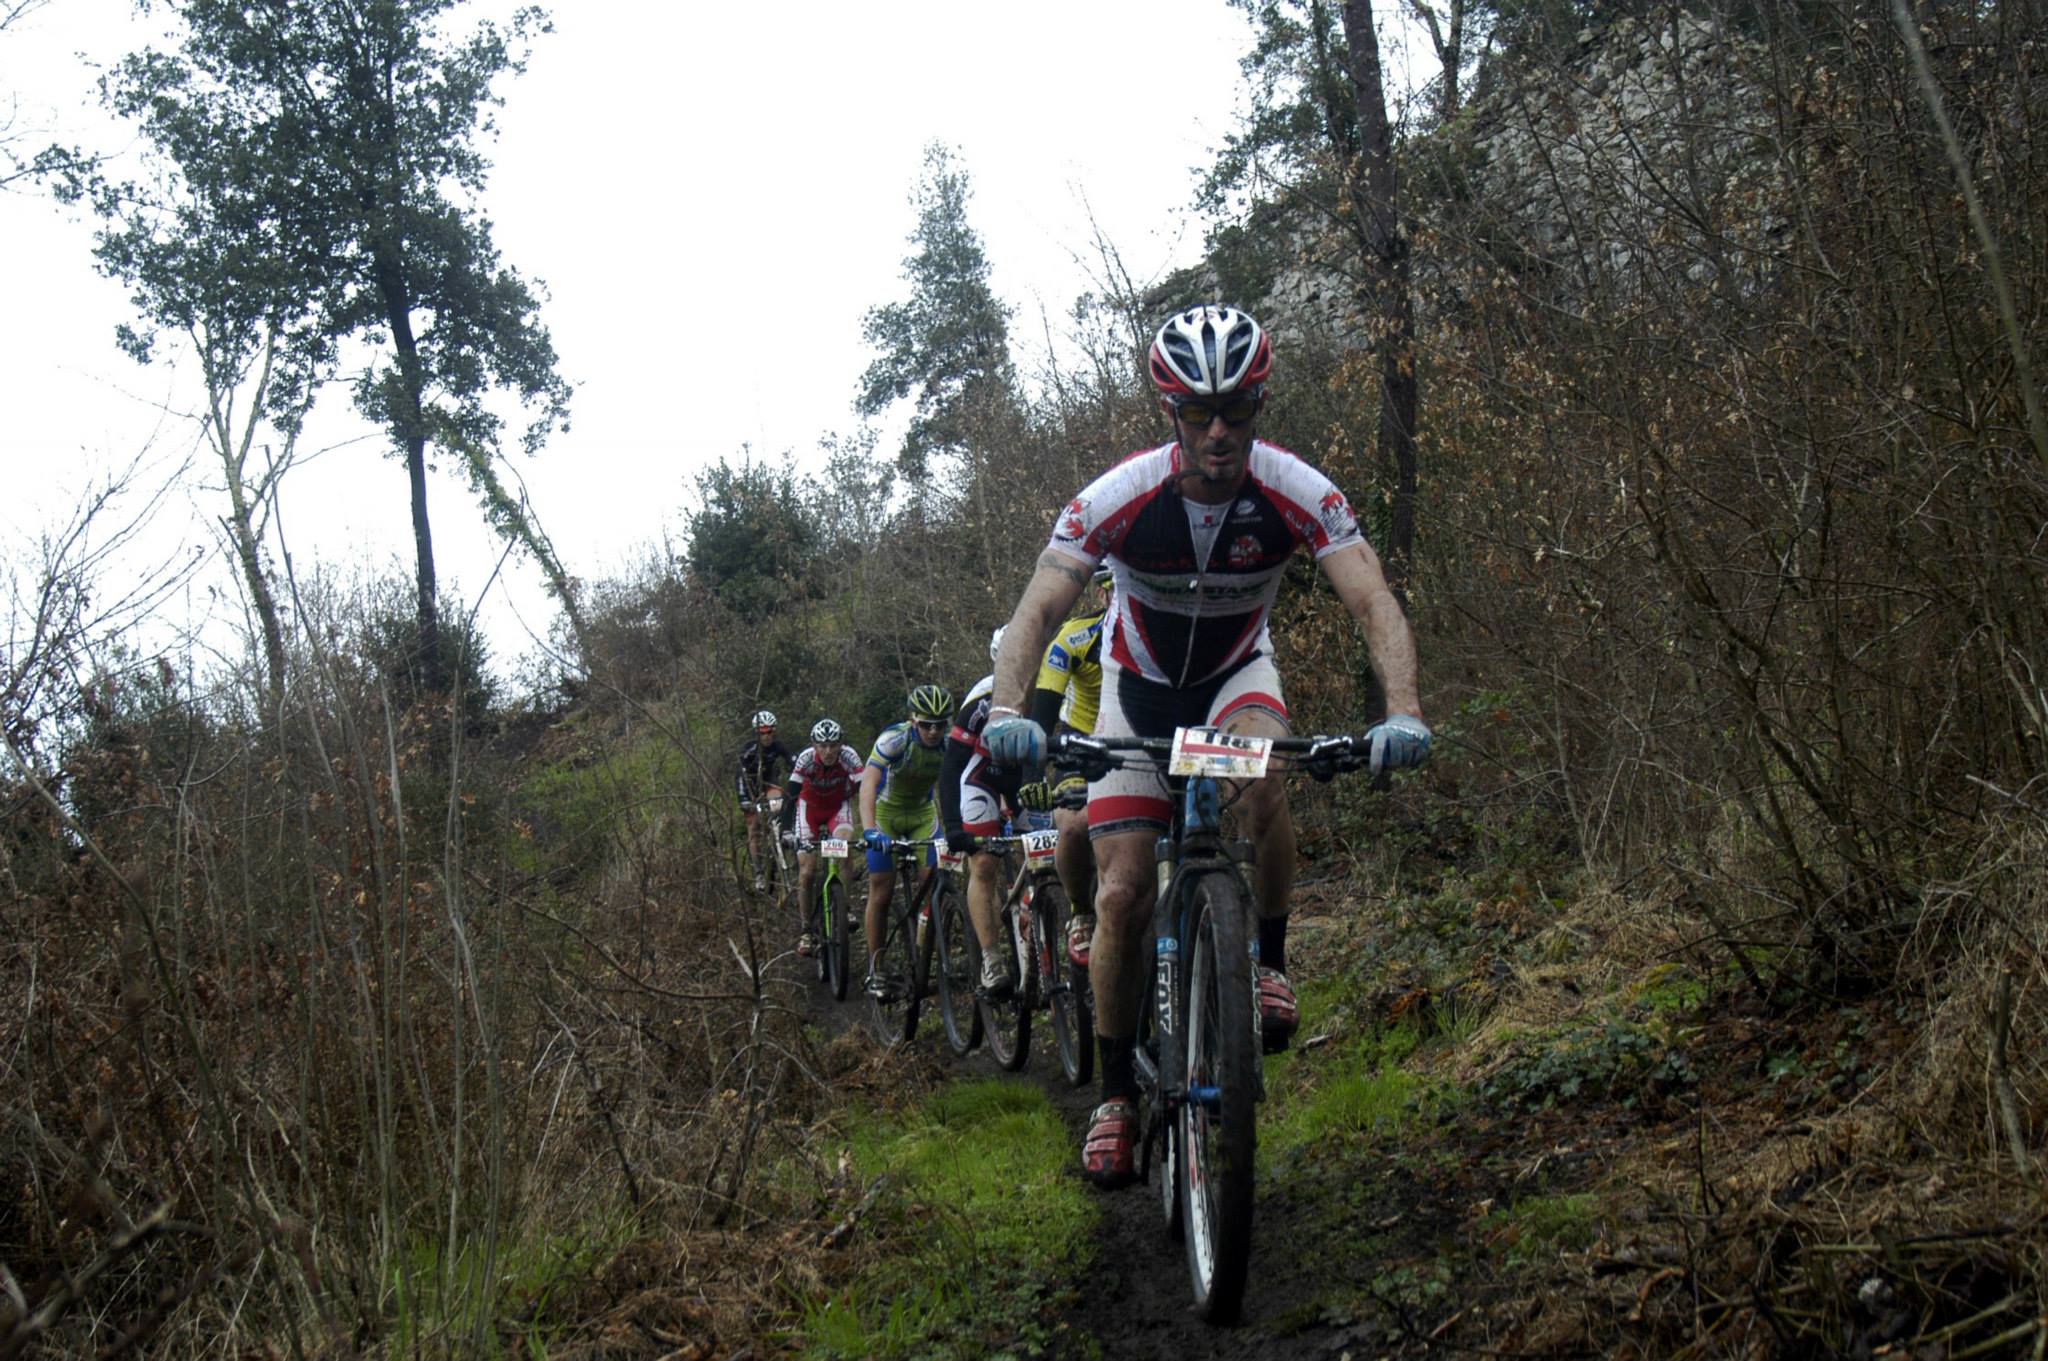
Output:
left=989, top=626, right=1006, bottom=663
left=811, top=718, right=841, bottom=743
left=1148, top=305, right=1273, bottom=397
left=751, top=709, right=776, bottom=730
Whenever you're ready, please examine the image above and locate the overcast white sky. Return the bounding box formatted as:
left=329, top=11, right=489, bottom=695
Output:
left=0, top=1, right=1418, bottom=684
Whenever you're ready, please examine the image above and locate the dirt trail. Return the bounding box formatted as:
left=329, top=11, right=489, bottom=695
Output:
left=799, top=944, right=1403, bottom=1361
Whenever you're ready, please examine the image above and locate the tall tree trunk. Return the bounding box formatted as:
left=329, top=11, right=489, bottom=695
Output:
left=375, top=244, right=444, bottom=694
left=208, top=329, right=291, bottom=716
left=1341, top=0, right=1419, bottom=604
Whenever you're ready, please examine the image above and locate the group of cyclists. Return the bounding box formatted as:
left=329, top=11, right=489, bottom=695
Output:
left=731, top=304, right=1433, bottom=1190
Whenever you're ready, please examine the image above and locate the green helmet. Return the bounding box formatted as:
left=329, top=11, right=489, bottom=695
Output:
left=908, top=683, right=953, bottom=721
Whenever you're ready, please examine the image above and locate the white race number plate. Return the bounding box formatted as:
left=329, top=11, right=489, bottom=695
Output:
left=1022, top=828, right=1060, bottom=860
left=1168, top=727, right=1273, bottom=779
left=820, top=838, right=850, bottom=859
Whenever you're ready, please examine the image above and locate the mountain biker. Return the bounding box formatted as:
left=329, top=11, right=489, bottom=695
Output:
left=736, top=710, right=794, bottom=890
left=858, top=683, right=954, bottom=997
left=982, top=305, right=1430, bottom=1188
left=1015, top=567, right=1112, bottom=969
left=939, top=629, right=1029, bottom=998
left=776, top=718, right=864, bottom=956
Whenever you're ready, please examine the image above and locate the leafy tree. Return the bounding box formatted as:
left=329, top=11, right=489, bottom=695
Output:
left=856, top=142, right=1016, bottom=484
left=74, top=0, right=577, bottom=693
left=686, top=454, right=818, bottom=619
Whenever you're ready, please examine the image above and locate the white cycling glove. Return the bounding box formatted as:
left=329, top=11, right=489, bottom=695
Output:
left=1366, top=714, right=1432, bottom=773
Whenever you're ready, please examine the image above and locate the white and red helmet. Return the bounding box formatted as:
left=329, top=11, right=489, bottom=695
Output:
left=1147, top=305, right=1273, bottom=397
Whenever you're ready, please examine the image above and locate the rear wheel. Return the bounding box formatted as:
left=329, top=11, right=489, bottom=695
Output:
left=1037, top=878, right=1093, bottom=1087
left=867, top=877, right=922, bottom=1047
left=1181, top=874, right=1256, bottom=1324
left=980, top=896, right=1031, bottom=1072
left=933, top=878, right=982, bottom=1056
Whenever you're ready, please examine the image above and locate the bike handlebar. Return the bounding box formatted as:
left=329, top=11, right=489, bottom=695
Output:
left=1048, top=730, right=1377, bottom=783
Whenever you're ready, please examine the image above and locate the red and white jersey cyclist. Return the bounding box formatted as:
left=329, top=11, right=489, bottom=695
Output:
left=779, top=722, right=864, bottom=845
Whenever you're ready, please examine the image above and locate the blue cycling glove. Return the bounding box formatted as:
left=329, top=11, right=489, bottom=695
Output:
left=1366, top=714, right=1432, bottom=773
left=862, top=827, right=894, bottom=853
left=984, top=714, right=1046, bottom=767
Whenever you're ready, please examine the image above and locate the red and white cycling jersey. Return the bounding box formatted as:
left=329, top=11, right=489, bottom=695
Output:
left=1047, top=439, right=1365, bottom=687
left=789, top=745, right=863, bottom=827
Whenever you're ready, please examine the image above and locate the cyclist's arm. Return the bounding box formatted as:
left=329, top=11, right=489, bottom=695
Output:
left=1320, top=540, right=1423, bottom=719
left=859, top=756, right=883, bottom=833
left=777, top=773, right=801, bottom=832
left=937, top=736, right=971, bottom=837
left=1027, top=686, right=1064, bottom=737
left=993, top=550, right=1091, bottom=712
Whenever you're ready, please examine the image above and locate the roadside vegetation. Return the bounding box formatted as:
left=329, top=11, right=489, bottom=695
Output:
left=6, top=0, right=2044, bottom=1356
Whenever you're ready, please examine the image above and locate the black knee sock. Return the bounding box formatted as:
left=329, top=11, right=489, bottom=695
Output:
left=1099, top=1034, right=1137, bottom=1103
left=1258, top=915, right=1287, bottom=974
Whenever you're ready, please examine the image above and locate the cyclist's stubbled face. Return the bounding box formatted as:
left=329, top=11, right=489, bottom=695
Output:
left=911, top=718, right=946, bottom=748
left=815, top=740, right=841, bottom=765
left=1167, top=397, right=1257, bottom=501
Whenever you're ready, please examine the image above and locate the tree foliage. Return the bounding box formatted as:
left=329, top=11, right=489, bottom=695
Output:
left=71, top=0, right=577, bottom=689
left=856, top=142, right=1016, bottom=482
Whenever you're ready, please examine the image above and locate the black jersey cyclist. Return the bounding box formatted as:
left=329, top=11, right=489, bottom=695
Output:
left=939, top=629, right=1031, bottom=997
left=735, top=710, right=795, bottom=888
left=1018, top=568, right=1112, bottom=967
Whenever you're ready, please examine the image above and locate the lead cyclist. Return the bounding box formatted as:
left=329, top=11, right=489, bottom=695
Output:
left=982, top=304, right=1431, bottom=1188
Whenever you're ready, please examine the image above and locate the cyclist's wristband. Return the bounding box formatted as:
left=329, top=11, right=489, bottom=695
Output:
left=987, top=704, right=1022, bottom=718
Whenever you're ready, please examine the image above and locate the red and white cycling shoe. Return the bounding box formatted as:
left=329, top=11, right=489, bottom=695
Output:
left=1082, top=1098, right=1139, bottom=1189
left=1066, top=912, right=1095, bottom=968
left=1256, top=965, right=1300, bottom=1052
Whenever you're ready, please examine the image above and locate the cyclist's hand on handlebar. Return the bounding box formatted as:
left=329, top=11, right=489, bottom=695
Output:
left=862, top=828, right=893, bottom=853
left=984, top=714, right=1046, bottom=767
left=1365, top=714, right=1432, bottom=773
left=944, top=828, right=976, bottom=856
left=1015, top=779, right=1054, bottom=812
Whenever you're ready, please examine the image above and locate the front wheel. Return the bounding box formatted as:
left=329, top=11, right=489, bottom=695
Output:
left=1180, top=874, right=1257, bottom=1324
left=824, top=876, right=849, bottom=1001
left=933, top=877, right=982, bottom=1056
left=1036, top=878, right=1093, bottom=1087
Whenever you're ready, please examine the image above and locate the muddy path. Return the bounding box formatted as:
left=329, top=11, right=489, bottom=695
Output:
left=794, top=887, right=1448, bottom=1361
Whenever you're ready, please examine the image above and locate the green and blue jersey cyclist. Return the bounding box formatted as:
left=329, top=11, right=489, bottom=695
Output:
left=982, top=304, right=1433, bottom=1188
left=857, top=683, right=954, bottom=996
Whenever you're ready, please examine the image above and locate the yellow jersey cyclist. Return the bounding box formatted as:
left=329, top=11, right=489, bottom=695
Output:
left=1015, top=567, right=1112, bottom=967
left=858, top=683, right=954, bottom=997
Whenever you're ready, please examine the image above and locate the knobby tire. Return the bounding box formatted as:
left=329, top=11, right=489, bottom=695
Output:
left=825, top=876, right=849, bottom=1002
left=1181, top=873, right=1256, bottom=1323
left=934, top=877, right=981, bottom=1056
left=868, top=869, right=922, bottom=1047
left=1035, top=877, right=1092, bottom=1087
left=981, top=889, right=1031, bottom=1072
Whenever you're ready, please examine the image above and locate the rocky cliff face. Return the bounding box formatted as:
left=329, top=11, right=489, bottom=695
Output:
left=1239, top=11, right=1775, bottom=344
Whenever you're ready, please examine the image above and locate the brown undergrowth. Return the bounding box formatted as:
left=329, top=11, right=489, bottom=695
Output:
left=1277, top=814, right=2048, bottom=1361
